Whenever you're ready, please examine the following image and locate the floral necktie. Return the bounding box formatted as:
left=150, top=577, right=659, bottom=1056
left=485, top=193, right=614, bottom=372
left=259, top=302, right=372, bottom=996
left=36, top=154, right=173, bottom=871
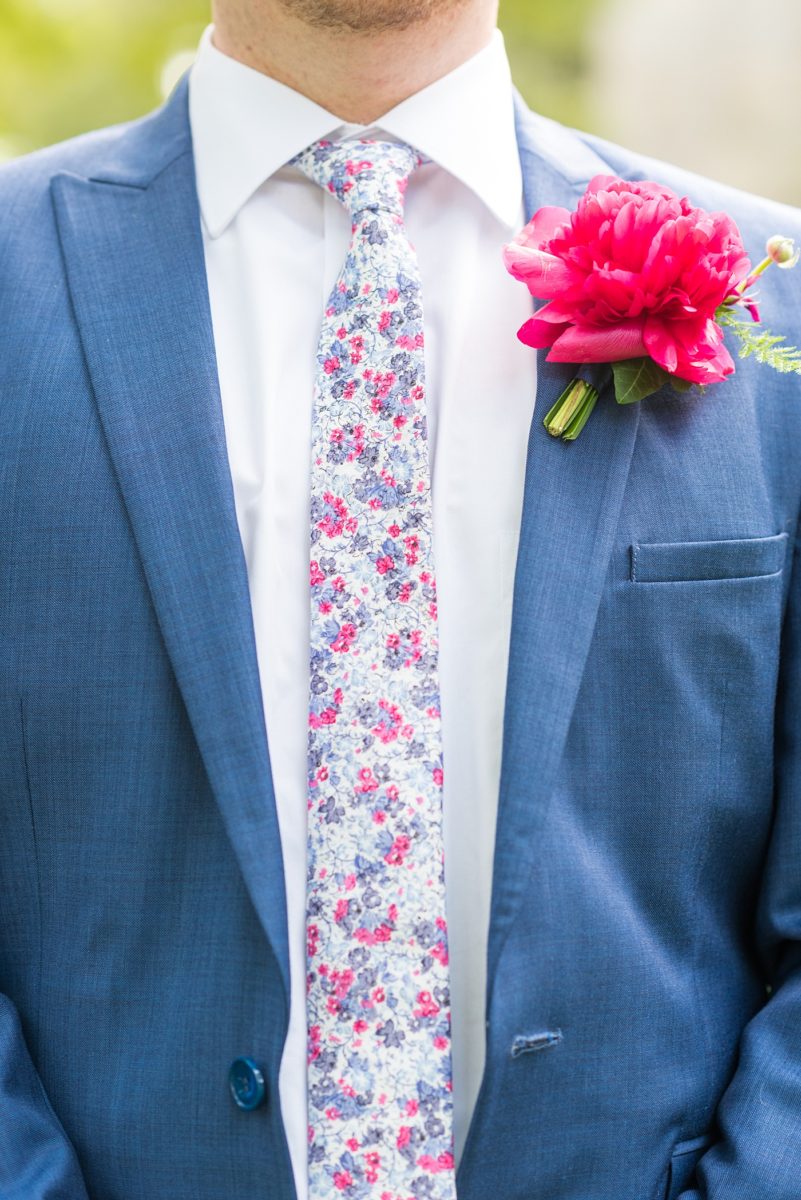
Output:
left=292, top=139, right=457, bottom=1200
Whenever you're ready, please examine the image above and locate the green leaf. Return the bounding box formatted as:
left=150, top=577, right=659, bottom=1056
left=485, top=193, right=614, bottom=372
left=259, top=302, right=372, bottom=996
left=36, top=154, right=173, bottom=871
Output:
left=612, top=357, right=675, bottom=405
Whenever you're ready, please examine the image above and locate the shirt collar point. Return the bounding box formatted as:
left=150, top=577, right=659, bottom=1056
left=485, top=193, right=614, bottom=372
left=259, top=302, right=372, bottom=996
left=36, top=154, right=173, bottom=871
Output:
left=200, top=199, right=237, bottom=240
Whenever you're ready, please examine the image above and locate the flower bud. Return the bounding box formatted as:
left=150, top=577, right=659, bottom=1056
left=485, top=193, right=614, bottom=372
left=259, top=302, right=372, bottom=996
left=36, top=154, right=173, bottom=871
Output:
left=766, top=235, right=800, bottom=269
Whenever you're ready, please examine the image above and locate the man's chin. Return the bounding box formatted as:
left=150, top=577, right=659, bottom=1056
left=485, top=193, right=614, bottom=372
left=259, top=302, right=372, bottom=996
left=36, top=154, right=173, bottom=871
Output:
left=278, top=0, right=462, bottom=33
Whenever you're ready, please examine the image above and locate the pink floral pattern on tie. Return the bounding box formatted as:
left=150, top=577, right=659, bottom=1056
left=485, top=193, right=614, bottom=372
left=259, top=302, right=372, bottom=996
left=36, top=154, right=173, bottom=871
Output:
left=293, top=139, right=456, bottom=1200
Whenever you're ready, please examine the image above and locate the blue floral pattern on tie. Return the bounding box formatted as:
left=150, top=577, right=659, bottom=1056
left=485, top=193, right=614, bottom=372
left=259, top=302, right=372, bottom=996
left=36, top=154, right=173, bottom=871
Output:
left=292, top=139, right=456, bottom=1200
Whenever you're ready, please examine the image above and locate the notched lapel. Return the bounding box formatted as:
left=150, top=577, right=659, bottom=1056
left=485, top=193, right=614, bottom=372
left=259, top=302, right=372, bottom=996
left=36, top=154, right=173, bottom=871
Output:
left=487, top=108, right=641, bottom=987
left=50, top=100, right=290, bottom=1002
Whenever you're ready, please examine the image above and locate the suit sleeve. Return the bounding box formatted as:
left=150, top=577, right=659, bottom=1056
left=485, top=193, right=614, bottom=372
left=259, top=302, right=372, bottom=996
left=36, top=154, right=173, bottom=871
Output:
left=679, top=527, right=801, bottom=1199
left=0, top=996, right=89, bottom=1199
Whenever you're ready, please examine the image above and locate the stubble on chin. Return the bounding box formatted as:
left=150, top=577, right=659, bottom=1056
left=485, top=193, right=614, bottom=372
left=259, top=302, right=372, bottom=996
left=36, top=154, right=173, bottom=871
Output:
left=277, top=0, right=467, bottom=33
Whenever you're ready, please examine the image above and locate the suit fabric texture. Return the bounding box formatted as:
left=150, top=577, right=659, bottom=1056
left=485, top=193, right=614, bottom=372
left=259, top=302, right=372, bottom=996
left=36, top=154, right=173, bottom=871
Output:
left=1, top=77, right=801, bottom=1200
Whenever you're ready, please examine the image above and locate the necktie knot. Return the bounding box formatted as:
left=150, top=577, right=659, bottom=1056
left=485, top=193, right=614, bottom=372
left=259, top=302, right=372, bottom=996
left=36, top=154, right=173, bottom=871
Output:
left=292, top=138, right=423, bottom=218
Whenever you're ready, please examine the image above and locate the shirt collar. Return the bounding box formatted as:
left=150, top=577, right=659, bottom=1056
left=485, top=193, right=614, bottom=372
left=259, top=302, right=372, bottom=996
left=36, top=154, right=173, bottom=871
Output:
left=189, top=24, right=523, bottom=239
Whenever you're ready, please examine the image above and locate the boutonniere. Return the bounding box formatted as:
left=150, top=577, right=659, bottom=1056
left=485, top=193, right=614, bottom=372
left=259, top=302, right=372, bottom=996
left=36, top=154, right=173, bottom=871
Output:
left=503, top=174, right=801, bottom=441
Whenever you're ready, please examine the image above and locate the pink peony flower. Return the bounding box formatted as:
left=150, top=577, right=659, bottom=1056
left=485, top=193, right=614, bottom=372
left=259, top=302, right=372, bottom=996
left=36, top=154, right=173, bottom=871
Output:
left=503, top=175, right=751, bottom=386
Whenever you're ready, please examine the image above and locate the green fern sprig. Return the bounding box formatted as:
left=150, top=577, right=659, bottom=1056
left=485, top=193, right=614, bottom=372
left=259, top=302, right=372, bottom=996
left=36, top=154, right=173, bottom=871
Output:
left=718, top=308, right=801, bottom=375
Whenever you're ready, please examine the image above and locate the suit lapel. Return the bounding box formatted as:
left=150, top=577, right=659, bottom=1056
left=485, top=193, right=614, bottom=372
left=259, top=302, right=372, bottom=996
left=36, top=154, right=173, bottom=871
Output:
left=51, top=81, right=290, bottom=1002
left=486, top=104, right=641, bottom=987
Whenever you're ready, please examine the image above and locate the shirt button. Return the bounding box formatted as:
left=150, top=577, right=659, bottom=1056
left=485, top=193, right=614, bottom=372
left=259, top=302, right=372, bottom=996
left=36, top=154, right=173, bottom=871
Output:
left=228, top=1057, right=267, bottom=1111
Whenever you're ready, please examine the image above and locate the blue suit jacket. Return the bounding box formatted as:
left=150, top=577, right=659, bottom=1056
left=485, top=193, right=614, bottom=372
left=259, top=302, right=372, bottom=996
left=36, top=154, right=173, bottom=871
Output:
left=2, top=78, right=801, bottom=1200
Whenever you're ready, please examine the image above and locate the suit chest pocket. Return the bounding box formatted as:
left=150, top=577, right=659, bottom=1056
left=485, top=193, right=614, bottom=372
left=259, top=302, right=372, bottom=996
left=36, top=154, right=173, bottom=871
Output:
left=631, top=531, right=788, bottom=583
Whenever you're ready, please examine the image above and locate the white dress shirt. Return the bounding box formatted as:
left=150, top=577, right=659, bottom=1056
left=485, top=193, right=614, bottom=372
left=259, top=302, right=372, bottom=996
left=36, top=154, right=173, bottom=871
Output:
left=189, top=26, right=536, bottom=1196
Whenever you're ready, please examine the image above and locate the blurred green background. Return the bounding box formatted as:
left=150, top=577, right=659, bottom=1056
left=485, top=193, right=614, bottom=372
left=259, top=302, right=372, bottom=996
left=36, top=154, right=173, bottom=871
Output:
left=1, top=0, right=799, bottom=205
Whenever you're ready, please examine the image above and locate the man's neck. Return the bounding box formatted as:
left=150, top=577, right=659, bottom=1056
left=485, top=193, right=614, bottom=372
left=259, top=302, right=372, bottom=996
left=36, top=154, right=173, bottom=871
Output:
left=210, top=0, right=499, bottom=124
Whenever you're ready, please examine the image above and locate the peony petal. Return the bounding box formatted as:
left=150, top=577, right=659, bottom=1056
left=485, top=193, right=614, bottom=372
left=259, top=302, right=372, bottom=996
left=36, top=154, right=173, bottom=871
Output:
left=529, top=300, right=581, bottom=325
left=545, top=319, right=648, bottom=364
left=514, top=206, right=572, bottom=249
left=585, top=174, right=619, bottom=197
left=681, top=335, right=734, bottom=385
left=643, top=319, right=680, bottom=374
left=517, top=316, right=567, bottom=349
left=502, top=244, right=576, bottom=298
left=644, top=316, right=735, bottom=385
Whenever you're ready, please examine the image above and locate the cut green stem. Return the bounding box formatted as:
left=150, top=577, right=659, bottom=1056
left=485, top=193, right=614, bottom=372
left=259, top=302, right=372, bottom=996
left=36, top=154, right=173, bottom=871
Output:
left=544, top=379, right=600, bottom=440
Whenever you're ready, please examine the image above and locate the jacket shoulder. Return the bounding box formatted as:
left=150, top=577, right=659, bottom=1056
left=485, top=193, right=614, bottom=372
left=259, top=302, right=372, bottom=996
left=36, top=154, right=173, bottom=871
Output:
left=0, top=119, right=133, bottom=198
left=0, top=81, right=191, bottom=259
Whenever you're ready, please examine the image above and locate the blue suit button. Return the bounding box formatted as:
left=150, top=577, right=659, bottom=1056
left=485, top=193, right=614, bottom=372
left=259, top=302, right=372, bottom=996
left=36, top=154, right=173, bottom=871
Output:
left=229, top=1057, right=267, bottom=1111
